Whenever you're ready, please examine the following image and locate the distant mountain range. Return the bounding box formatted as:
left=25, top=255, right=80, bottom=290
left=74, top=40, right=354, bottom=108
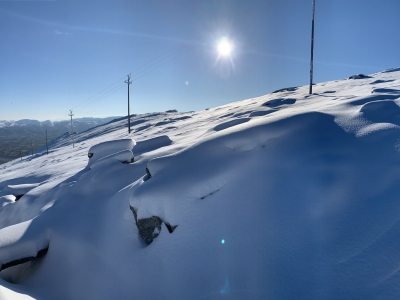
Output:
left=0, top=117, right=119, bottom=128
left=0, top=117, right=121, bottom=164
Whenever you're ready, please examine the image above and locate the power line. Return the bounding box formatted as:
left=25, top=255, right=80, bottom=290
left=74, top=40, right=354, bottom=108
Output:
left=72, top=44, right=193, bottom=114
left=73, top=44, right=195, bottom=115
left=131, top=45, right=195, bottom=82
left=40, top=43, right=197, bottom=121
left=72, top=75, right=128, bottom=111
left=129, top=44, right=189, bottom=75
left=73, top=82, right=126, bottom=114
left=130, top=44, right=194, bottom=80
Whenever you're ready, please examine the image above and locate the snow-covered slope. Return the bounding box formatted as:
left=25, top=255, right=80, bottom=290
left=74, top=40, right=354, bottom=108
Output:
left=1, top=68, right=400, bottom=299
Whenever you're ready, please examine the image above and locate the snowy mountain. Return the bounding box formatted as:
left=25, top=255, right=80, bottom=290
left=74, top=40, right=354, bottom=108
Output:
left=0, top=117, right=120, bottom=128
left=1, top=68, right=400, bottom=299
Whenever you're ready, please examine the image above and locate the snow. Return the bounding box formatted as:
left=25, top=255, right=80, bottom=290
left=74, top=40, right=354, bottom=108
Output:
left=0, top=220, right=48, bottom=267
left=0, top=196, right=14, bottom=207
left=0, top=184, right=41, bottom=198
left=0, top=281, right=36, bottom=300
left=1, top=68, right=400, bottom=299
left=87, top=138, right=136, bottom=167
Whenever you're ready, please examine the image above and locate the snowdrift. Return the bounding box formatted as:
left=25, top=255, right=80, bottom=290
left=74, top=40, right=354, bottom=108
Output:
left=1, top=68, right=400, bottom=299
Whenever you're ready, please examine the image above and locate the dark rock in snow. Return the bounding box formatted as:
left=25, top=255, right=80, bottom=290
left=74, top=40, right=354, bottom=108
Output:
left=145, top=167, right=152, bottom=179
left=348, top=74, right=370, bottom=79
left=129, top=205, right=178, bottom=243
left=164, top=222, right=178, bottom=233
left=130, top=206, right=162, bottom=244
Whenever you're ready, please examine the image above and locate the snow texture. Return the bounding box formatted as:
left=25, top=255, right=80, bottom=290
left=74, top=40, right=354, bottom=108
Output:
left=1, top=68, right=400, bottom=299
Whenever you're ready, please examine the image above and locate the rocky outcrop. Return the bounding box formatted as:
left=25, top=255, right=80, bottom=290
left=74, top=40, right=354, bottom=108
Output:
left=129, top=205, right=177, bottom=244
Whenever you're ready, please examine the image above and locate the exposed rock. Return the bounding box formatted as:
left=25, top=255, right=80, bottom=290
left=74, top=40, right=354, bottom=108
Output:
left=164, top=222, right=178, bottom=233
left=129, top=206, right=162, bottom=244
left=145, top=167, right=152, bottom=179
left=15, top=194, right=24, bottom=201
left=129, top=206, right=178, bottom=243
left=348, top=74, right=370, bottom=79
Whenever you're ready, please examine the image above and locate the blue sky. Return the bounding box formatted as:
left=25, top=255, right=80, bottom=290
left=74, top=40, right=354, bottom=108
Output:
left=1, top=0, right=400, bottom=121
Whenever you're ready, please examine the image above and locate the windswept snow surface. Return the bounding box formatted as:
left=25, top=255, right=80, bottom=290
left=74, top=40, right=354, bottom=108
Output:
left=2, top=69, right=400, bottom=299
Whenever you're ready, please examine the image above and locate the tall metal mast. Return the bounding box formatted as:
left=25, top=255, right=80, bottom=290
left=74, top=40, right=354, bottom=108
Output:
left=309, top=0, right=316, bottom=95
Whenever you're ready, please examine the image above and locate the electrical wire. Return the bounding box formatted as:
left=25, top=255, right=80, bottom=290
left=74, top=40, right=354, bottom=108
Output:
left=72, top=75, right=128, bottom=111
left=72, top=43, right=195, bottom=115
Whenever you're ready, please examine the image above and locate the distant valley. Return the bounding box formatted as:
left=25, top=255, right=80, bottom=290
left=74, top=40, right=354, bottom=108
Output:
left=0, top=117, right=120, bottom=164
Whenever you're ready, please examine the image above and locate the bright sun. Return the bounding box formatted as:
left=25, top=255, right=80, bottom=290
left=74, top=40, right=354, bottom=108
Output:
left=217, top=38, right=232, bottom=57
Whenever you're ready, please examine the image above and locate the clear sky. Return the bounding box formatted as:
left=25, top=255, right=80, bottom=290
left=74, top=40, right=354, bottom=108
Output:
left=1, top=0, right=400, bottom=121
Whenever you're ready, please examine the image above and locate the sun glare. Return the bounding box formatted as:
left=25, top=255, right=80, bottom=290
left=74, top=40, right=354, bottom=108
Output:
left=217, top=38, right=232, bottom=57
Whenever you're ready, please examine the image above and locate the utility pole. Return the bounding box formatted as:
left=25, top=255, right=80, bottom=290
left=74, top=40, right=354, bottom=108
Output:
left=68, top=110, right=75, bottom=148
left=125, top=73, right=132, bottom=134
left=309, top=0, right=316, bottom=95
left=20, top=145, right=22, bottom=161
left=46, top=128, right=49, bottom=155
left=30, top=137, right=33, bottom=158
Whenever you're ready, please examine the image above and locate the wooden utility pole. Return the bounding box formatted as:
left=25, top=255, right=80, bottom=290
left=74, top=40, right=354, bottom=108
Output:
left=30, top=137, right=33, bottom=158
left=46, top=128, right=49, bottom=155
left=68, top=110, right=75, bottom=148
left=125, top=74, right=132, bottom=134
left=309, top=0, right=316, bottom=94
left=20, top=145, right=22, bottom=161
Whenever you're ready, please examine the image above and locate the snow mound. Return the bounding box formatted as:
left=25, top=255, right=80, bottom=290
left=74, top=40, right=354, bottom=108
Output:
left=90, top=149, right=134, bottom=169
left=349, top=93, right=399, bottom=106
left=87, top=138, right=136, bottom=167
left=0, top=220, right=49, bottom=268
left=371, top=88, right=400, bottom=94
left=0, top=184, right=41, bottom=199
left=0, top=196, right=15, bottom=207
left=133, top=135, right=172, bottom=157
left=360, top=100, right=400, bottom=125
left=213, top=118, right=251, bottom=131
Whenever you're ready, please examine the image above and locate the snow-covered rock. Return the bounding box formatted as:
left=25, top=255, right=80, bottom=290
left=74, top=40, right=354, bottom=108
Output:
left=87, top=138, right=136, bottom=167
